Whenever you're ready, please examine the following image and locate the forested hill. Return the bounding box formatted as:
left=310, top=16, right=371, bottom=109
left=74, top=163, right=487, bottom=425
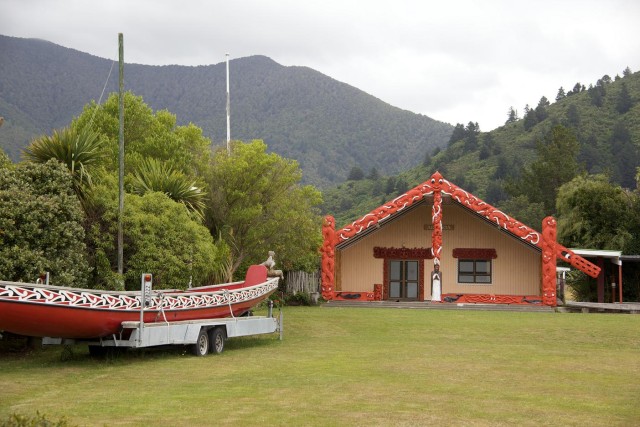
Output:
left=0, top=35, right=452, bottom=187
left=323, top=68, right=640, bottom=228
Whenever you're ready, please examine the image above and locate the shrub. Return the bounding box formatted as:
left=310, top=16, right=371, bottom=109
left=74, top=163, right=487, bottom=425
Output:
left=1, top=411, right=72, bottom=427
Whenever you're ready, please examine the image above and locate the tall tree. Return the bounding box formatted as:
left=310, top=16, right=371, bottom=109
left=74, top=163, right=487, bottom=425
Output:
left=73, top=92, right=211, bottom=179
left=588, top=84, right=605, bottom=107
left=507, top=125, right=581, bottom=214
left=347, top=166, right=365, bottom=181
left=68, top=93, right=220, bottom=289
left=478, top=133, right=497, bottom=160
left=506, top=107, right=518, bottom=124
left=367, top=167, right=381, bottom=180
left=555, top=87, right=566, bottom=101
left=566, top=104, right=581, bottom=127
left=556, top=174, right=633, bottom=250
left=464, top=121, right=480, bottom=151
left=485, top=180, right=508, bottom=205
left=610, top=122, right=639, bottom=188
left=567, top=82, right=584, bottom=96
left=498, top=195, right=546, bottom=230
left=422, top=151, right=432, bottom=167
left=206, top=140, right=322, bottom=278
left=385, top=176, right=397, bottom=194
left=448, top=123, right=466, bottom=146
left=615, top=82, right=633, bottom=114
left=535, top=96, right=549, bottom=122
left=395, top=177, right=408, bottom=193
left=523, top=104, right=538, bottom=131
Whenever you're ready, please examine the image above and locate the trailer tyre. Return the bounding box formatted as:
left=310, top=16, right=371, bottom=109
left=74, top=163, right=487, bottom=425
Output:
left=88, top=345, right=108, bottom=358
left=209, top=327, right=225, bottom=354
left=192, top=329, right=209, bottom=356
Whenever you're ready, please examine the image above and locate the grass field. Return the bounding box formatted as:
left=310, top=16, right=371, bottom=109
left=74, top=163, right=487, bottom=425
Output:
left=1, top=307, right=639, bottom=426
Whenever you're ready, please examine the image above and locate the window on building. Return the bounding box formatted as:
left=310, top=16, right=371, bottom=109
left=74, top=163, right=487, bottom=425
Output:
left=389, top=260, right=419, bottom=299
left=458, top=259, right=492, bottom=284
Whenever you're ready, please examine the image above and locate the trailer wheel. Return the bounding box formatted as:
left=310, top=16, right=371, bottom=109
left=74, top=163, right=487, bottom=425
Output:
left=192, top=329, right=209, bottom=356
left=88, top=345, right=107, bottom=358
left=209, top=327, right=225, bottom=354
left=88, top=345, right=124, bottom=358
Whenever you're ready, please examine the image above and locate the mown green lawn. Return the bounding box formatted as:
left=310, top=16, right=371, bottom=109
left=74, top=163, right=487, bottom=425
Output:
left=1, top=307, right=639, bottom=426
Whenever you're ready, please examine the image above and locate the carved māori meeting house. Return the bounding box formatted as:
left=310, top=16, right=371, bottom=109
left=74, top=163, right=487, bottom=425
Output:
left=321, top=172, right=602, bottom=306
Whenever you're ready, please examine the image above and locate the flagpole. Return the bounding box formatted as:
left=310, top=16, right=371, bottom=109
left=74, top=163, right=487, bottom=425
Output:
left=226, top=53, right=230, bottom=154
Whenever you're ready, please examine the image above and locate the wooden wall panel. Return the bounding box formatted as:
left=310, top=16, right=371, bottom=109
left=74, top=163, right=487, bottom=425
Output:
left=337, top=199, right=541, bottom=298
left=439, top=203, right=540, bottom=297
left=339, top=205, right=431, bottom=293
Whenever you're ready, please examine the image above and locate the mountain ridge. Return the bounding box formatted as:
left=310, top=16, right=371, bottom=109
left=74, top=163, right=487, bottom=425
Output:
left=0, top=35, right=452, bottom=187
left=322, top=69, right=640, bottom=227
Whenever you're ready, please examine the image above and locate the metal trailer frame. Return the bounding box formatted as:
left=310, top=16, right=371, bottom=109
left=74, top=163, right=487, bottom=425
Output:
left=42, top=274, right=283, bottom=356
left=43, top=311, right=283, bottom=356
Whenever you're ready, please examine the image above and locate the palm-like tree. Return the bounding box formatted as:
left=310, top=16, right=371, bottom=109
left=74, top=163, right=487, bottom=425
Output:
left=23, top=126, right=105, bottom=193
left=132, top=158, right=206, bottom=219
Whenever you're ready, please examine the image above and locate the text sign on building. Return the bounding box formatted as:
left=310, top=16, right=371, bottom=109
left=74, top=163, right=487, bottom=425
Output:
left=424, top=224, right=455, bottom=231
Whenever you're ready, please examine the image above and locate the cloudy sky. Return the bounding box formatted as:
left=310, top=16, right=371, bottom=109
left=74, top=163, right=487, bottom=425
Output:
left=2, top=0, right=639, bottom=130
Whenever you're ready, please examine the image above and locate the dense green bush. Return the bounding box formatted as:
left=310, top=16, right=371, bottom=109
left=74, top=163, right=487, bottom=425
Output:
left=88, top=181, right=226, bottom=290
left=0, top=160, right=89, bottom=286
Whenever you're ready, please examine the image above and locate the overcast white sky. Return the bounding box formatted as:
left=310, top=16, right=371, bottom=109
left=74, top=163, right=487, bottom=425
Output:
left=2, top=0, right=639, bottom=130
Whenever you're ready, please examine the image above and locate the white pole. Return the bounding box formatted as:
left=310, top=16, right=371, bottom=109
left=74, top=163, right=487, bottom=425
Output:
left=226, top=53, right=230, bottom=154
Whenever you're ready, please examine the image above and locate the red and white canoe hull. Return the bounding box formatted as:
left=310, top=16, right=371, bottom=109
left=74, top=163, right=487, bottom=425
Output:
left=0, top=274, right=278, bottom=339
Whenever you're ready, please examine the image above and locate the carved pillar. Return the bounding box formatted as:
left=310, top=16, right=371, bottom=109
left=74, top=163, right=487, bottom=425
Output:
left=541, top=216, right=557, bottom=307
left=431, top=189, right=443, bottom=267
left=321, top=215, right=336, bottom=300
left=429, top=172, right=444, bottom=302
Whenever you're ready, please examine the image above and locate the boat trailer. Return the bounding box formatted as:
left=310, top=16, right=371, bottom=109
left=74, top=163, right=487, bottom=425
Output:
left=43, top=274, right=283, bottom=356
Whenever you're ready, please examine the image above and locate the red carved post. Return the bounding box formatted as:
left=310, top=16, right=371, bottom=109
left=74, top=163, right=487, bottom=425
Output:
left=541, top=216, right=557, bottom=307
left=373, top=284, right=383, bottom=301
left=430, top=172, right=444, bottom=267
left=432, top=190, right=443, bottom=266
left=321, top=215, right=336, bottom=300
left=429, top=172, right=444, bottom=302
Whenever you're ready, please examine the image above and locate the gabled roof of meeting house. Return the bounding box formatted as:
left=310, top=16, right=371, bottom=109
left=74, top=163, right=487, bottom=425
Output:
left=331, top=171, right=600, bottom=279
left=335, top=171, right=543, bottom=248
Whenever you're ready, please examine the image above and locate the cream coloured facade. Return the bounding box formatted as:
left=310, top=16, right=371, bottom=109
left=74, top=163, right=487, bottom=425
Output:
left=336, top=197, right=541, bottom=300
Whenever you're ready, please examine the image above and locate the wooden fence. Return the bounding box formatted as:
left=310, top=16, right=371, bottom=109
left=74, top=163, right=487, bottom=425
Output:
left=284, top=270, right=320, bottom=294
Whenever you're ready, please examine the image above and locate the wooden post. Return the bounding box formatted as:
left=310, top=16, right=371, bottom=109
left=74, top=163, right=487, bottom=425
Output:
left=117, top=33, right=124, bottom=277
left=597, top=258, right=605, bottom=303
left=618, top=262, right=623, bottom=303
